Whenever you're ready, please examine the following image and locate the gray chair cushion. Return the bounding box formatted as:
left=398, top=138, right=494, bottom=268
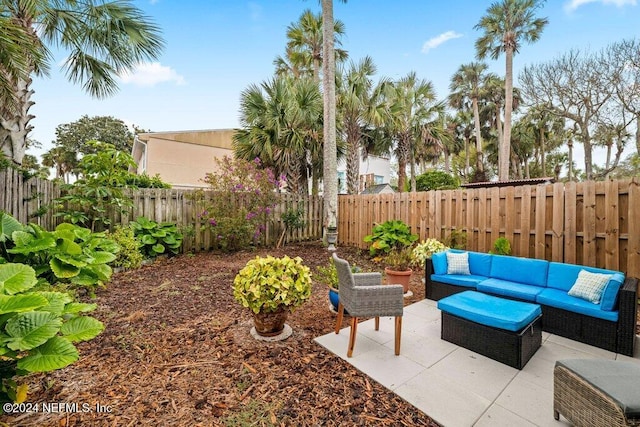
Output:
left=556, top=359, right=640, bottom=417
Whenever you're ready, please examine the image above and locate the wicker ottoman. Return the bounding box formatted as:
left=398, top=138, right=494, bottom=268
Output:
left=437, top=291, right=542, bottom=369
left=554, top=359, right=640, bottom=426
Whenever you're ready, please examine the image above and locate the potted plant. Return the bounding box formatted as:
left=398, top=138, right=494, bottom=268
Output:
left=233, top=255, right=312, bottom=337
left=384, top=247, right=414, bottom=294
left=411, top=238, right=449, bottom=269
left=315, top=257, right=359, bottom=313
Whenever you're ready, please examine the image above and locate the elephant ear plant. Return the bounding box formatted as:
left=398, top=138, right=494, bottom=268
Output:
left=0, top=262, right=104, bottom=408
left=130, top=216, right=183, bottom=258
left=1, top=212, right=119, bottom=294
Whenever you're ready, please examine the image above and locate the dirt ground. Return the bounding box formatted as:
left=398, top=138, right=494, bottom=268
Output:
left=3, top=242, right=440, bottom=427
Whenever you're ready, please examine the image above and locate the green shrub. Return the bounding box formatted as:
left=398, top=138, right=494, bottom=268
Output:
left=314, top=257, right=360, bottom=290
left=363, top=220, right=418, bottom=257
left=444, top=229, right=467, bottom=250
left=130, top=217, right=183, bottom=258
left=107, top=226, right=144, bottom=269
left=411, top=238, right=449, bottom=268
left=490, top=237, right=512, bottom=255
left=233, top=256, right=312, bottom=314
left=1, top=212, right=118, bottom=291
left=415, top=170, right=460, bottom=191
left=0, top=263, right=103, bottom=408
left=193, top=156, right=283, bottom=252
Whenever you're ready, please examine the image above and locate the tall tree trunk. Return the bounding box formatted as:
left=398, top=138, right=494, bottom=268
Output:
left=568, top=139, right=574, bottom=181
left=396, top=135, right=410, bottom=193
left=409, top=142, right=417, bottom=192
left=0, top=77, right=35, bottom=164
left=495, top=104, right=503, bottom=176
left=322, top=0, right=338, bottom=230
left=471, top=97, right=484, bottom=173
left=464, top=135, right=470, bottom=178
left=636, top=113, right=640, bottom=154
left=501, top=48, right=514, bottom=181
left=582, top=128, right=593, bottom=180
left=540, top=127, right=546, bottom=176
left=346, top=131, right=360, bottom=194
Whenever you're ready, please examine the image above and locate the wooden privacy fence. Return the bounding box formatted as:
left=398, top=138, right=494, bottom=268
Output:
left=337, top=179, right=640, bottom=279
left=0, top=169, right=323, bottom=251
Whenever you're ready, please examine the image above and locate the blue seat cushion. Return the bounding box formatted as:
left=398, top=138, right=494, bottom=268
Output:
left=547, top=262, right=625, bottom=311
left=490, top=255, right=549, bottom=287
left=437, top=290, right=542, bottom=332
left=476, top=278, right=544, bottom=302
left=432, top=250, right=493, bottom=276
left=431, top=273, right=487, bottom=288
left=536, top=288, right=618, bottom=322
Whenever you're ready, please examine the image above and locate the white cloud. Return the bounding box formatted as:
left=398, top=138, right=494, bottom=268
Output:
left=119, top=62, right=186, bottom=87
left=421, top=31, right=463, bottom=54
left=248, top=2, right=262, bottom=22
left=565, top=0, right=637, bottom=12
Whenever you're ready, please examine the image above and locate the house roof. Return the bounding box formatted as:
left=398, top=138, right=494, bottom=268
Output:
left=137, top=129, right=236, bottom=149
left=461, top=177, right=555, bottom=188
left=360, top=183, right=394, bottom=194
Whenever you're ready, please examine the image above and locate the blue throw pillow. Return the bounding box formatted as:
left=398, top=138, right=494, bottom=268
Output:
left=431, top=251, right=448, bottom=275
left=600, top=273, right=625, bottom=311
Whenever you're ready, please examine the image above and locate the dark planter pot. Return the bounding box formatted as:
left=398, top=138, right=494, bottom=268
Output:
left=252, top=306, right=289, bottom=337
left=384, top=267, right=412, bottom=294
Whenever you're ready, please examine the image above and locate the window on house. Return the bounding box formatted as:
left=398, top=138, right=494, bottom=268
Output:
left=374, top=175, right=384, bottom=185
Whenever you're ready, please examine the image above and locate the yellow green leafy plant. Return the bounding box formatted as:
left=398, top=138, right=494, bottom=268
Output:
left=233, top=256, right=312, bottom=314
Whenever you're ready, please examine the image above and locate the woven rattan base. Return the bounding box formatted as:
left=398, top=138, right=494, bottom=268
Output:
left=441, top=311, right=542, bottom=369
left=554, top=365, right=640, bottom=427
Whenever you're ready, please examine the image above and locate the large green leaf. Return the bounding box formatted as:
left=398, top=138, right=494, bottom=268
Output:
left=17, top=336, right=79, bottom=373
left=53, top=254, right=86, bottom=268
left=86, top=251, right=116, bottom=265
left=0, top=294, right=48, bottom=315
left=0, top=263, right=38, bottom=295
left=5, top=312, right=62, bottom=351
left=55, top=238, right=82, bottom=255
left=49, top=258, right=81, bottom=279
left=7, top=235, right=56, bottom=255
left=152, top=244, right=165, bottom=254
left=141, top=235, right=156, bottom=245
left=0, top=212, right=23, bottom=243
left=36, top=292, right=74, bottom=315
left=60, top=317, right=104, bottom=342
left=86, top=264, right=111, bottom=281
left=62, top=303, right=97, bottom=314
left=11, top=231, right=34, bottom=247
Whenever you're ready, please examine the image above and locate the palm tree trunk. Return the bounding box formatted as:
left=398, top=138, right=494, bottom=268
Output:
left=501, top=48, right=514, bottom=181
left=472, top=97, right=484, bottom=173
left=346, top=134, right=360, bottom=194
left=495, top=104, right=503, bottom=176
left=464, top=136, right=470, bottom=178
left=0, top=76, right=35, bottom=164
left=322, top=0, right=338, bottom=229
left=396, top=135, right=410, bottom=192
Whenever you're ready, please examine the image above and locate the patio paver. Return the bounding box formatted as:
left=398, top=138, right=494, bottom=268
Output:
left=315, top=299, right=640, bottom=427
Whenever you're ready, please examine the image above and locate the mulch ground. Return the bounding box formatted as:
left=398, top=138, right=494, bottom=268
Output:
left=3, top=242, right=440, bottom=427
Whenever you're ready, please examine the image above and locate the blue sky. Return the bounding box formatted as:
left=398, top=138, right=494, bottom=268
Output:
left=30, top=0, right=640, bottom=167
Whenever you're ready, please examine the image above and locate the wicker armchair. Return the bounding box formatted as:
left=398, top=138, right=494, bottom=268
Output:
left=332, top=253, right=404, bottom=357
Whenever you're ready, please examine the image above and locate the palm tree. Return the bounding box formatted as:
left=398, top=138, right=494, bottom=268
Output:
left=384, top=72, right=440, bottom=192
left=337, top=56, right=389, bottom=194
left=451, top=110, right=475, bottom=179
left=0, top=0, right=164, bottom=165
left=234, top=75, right=323, bottom=195
left=286, top=9, right=347, bottom=84
left=322, top=0, right=346, bottom=233
left=449, top=62, right=489, bottom=180
left=475, top=0, right=548, bottom=181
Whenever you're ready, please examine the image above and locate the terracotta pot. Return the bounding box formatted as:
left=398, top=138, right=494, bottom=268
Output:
left=252, top=306, right=289, bottom=337
left=384, top=267, right=412, bottom=294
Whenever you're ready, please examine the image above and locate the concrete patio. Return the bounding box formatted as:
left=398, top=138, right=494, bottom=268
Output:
left=315, top=298, right=640, bottom=427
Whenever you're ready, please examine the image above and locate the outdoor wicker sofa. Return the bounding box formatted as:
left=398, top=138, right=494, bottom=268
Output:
left=424, top=250, right=638, bottom=356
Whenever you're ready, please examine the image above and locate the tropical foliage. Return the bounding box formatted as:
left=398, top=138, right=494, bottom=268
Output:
left=364, top=220, right=418, bottom=257
left=233, top=255, right=312, bottom=314
left=130, top=218, right=182, bottom=259
left=0, top=0, right=164, bottom=165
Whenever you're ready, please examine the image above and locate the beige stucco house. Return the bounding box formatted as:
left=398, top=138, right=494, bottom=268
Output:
left=131, top=129, right=234, bottom=188
left=131, top=128, right=392, bottom=192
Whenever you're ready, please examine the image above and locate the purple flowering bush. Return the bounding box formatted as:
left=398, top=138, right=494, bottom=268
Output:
left=195, top=156, right=283, bottom=251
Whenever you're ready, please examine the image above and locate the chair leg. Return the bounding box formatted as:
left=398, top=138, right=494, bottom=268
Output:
left=334, top=302, right=344, bottom=334
left=394, top=316, right=402, bottom=356
left=374, top=316, right=380, bottom=331
left=347, top=317, right=358, bottom=357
